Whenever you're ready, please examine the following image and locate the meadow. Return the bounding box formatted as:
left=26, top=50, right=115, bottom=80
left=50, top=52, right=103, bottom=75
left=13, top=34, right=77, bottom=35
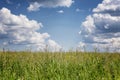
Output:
left=0, top=51, right=120, bottom=80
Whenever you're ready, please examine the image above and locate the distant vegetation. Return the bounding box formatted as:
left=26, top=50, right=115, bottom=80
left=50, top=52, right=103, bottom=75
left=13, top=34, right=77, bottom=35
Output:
left=0, top=51, right=120, bottom=80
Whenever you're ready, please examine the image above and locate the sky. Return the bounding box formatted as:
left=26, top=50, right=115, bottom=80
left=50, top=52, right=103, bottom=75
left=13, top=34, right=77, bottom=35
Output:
left=0, top=0, right=120, bottom=52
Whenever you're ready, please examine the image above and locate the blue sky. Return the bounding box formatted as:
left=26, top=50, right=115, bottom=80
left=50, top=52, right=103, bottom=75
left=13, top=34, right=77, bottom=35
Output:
left=0, top=0, right=120, bottom=52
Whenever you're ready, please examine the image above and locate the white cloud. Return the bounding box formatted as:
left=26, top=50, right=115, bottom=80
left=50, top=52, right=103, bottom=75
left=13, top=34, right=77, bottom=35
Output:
left=27, top=2, right=41, bottom=11
left=27, top=0, right=74, bottom=11
left=57, top=10, right=64, bottom=13
left=79, top=0, right=120, bottom=52
left=77, top=42, right=86, bottom=52
left=76, top=8, right=84, bottom=12
left=48, top=39, right=62, bottom=52
left=0, top=7, right=61, bottom=51
left=76, top=8, right=80, bottom=12
left=93, top=0, right=120, bottom=13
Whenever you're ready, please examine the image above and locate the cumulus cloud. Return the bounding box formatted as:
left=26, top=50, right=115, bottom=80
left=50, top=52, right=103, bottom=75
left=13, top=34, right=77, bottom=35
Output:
left=0, top=7, right=61, bottom=51
left=57, top=10, right=64, bottom=13
left=27, top=0, right=74, bottom=11
left=48, top=39, right=61, bottom=52
left=27, top=2, right=41, bottom=11
left=79, top=0, right=120, bottom=52
left=93, top=0, right=120, bottom=13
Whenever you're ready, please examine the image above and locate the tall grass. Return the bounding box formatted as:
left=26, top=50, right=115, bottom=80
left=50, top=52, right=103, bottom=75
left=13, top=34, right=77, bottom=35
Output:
left=0, top=51, right=120, bottom=80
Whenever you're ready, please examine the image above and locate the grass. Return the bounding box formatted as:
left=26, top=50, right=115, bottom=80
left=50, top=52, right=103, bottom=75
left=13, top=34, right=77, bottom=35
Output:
left=0, top=51, right=120, bottom=80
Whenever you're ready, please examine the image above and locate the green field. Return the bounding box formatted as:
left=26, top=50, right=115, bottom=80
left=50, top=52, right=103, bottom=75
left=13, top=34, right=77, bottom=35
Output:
left=0, top=51, right=120, bottom=80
